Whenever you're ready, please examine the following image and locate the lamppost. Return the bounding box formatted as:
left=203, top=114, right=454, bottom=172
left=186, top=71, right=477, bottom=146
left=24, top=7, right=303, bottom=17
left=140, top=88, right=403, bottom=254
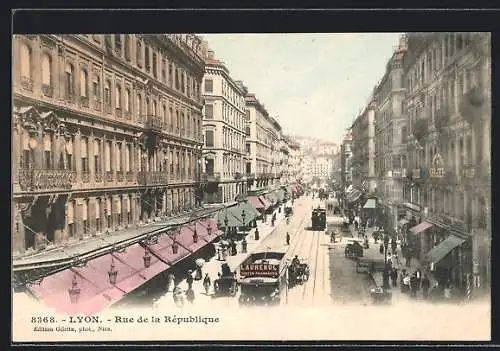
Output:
left=68, top=274, right=81, bottom=304
left=108, top=257, right=118, bottom=285
left=193, top=222, right=198, bottom=243
left=143, top=247, right=152, bottom=268
left=383, top=232, right=390, bottom=289
left=241, top=208, right=247, bottom=253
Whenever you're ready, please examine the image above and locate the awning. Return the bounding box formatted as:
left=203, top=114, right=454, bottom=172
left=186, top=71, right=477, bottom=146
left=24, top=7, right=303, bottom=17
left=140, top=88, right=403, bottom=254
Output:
left=398, top=218, right=409, bottom=226
left=258, top=195, right=272, bottom=209
left=147, top=233, right=191, bottom=265
left=214, top=202, right=258, bottom=227
left=401, top=202, right=421, bottom=213
left=409, top=221, right=433, bottom=234
left=363, top=198, right=376, bottom=209
left=426, top=235, right=466, bottom=264
left=265, top=191, right=279, bottom=204
left=234, top=201, right=260, bottom=222
left=176, top=225, right=211, bottom=253
left=248, top=196, right=265, bottom=210
left=113, top=243, right=170, bottom=282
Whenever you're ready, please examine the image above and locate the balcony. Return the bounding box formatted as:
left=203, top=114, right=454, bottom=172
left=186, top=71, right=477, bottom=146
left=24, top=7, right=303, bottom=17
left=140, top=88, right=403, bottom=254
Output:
left=18, top=168, right=73, bottom=192
left=392, top=168, right=407, bottom=178
left=201, top=172, right=221, bottom=183
left=246, top=173, right=255, bottom=179
left=20, top=76, right=33, bottom=91
left=145, top=116, right=164, bottom=133
left=42, top=84, right=53, bottom=97
left=137, top=171, right=169, bottom=186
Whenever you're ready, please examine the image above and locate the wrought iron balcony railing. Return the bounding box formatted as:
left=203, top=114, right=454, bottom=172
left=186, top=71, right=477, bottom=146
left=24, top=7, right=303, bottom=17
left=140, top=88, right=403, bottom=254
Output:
left=246, top=173, right=255, bottom=179
left=18, top=168, right=73, bottom=191
left=137, top=171, right=169, bottom=186
left=145, top=116, right=164, bottom=132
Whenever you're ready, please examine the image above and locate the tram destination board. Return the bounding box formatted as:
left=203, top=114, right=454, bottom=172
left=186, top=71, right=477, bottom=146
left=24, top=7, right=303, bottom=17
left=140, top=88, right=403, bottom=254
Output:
left=240, top=264, right=280, bottom=278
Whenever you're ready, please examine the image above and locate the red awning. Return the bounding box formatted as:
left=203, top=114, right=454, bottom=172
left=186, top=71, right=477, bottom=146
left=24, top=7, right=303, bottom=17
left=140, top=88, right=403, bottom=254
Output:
left=176, top=226, right=210, bottom=253
left=112, top=243, right=170, bottom=280
left=409, top=221, right=434, bottom=234
left=147, top=233, right=191, bottom=265
left=28, top=267, right=115, bottom=315
left=196, top=218, right=221, bottom=243
left=258, top=195, right=272, bottom=209
left=248, top=196, right=265, bottom=209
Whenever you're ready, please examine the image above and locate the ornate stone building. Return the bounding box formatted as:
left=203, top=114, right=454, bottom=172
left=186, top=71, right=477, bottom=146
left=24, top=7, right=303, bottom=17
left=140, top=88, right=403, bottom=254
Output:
left=12, top=34, right=206, bottom=257
left=403, top=32, right=491, bottom=292
left=201, top=50, right=247, bottom=203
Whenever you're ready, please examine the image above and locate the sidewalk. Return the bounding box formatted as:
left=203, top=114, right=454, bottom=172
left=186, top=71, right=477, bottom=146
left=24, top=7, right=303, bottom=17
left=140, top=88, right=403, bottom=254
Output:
left=152, top=200, right=295, bottom=309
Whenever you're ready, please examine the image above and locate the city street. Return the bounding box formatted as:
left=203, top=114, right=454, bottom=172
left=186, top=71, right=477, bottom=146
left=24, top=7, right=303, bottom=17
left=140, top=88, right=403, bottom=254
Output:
left=145, top=196, right=377, bottom=311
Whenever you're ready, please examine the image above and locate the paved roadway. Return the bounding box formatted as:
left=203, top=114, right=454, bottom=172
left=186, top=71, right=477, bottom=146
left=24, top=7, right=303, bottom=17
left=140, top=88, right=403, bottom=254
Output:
left=149, top=196, right=374, bottom=310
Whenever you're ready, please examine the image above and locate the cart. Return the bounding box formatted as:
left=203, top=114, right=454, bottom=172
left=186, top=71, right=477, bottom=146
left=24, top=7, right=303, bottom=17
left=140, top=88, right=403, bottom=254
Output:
left=213, top=276, right=238, bottom=297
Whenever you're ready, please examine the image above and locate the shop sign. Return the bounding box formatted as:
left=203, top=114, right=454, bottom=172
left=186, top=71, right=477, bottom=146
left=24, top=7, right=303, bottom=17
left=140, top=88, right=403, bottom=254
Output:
left=240, top=263, right=279, bottom=278
left=430, top=153, right=445, bottom=178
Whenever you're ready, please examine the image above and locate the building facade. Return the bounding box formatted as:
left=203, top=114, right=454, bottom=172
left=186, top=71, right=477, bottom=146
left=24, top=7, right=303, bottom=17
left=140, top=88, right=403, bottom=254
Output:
left=373, top=40, right=408, bottom=227
left=403, top=32, right=491, bottom=292
left=340, top=130, right=353, bottom=191
left=241, top=84, right=282, bottom=190
left=287, top=139, right=303, bottom=184
left=351, top=101, right=377, bottom=195
left=201, top=50, right=247, bottom=204
left=12, top=34, right=205, bottom=257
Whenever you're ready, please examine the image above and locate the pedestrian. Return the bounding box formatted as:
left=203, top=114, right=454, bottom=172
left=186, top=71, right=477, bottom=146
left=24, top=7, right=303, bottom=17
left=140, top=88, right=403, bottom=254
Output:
left=166, top=272, right=175, bottom=292
left=286, top=232, right=290, bottom=245
left=203, top=273, right=211, bottom=295
left=390, top=268, right=398, bottom=288
left=410, top=274, right=418, bottom=298
left=415, top=268, right=422, bottom=287
left=379, top=242, right=384, bottom=255
left=354, top=220, right=358, bottom=231
left=421, top=274, right=430, bottom=300
left=391, top=238, right=397, bottom=255
left=186, top=288, right=195, bottom=304
left=405, top=250, right=411, bottom=268
left=186, top=270, right=194, bottom=290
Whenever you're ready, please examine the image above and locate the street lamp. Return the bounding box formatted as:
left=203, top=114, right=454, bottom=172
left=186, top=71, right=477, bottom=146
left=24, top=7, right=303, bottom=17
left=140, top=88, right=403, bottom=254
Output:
left=241, top=209, right=246, bottom=228
left=143, top=247, right=152, bottom=268
left=207, top=222, right=212, bottom=236
left=108, top=257, right=118, bottom=285
left=172, top=228, right=180, bottom=254
left=68, top=274, right=81, bottom=304
left=193, top=223, right=198, bottom=243
left=224, top=213, right=229, bottom=239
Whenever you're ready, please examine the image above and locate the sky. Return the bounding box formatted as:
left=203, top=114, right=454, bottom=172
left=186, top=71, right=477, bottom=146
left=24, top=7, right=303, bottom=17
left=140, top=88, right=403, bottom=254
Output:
left=200, top=33, right=403, bottom=144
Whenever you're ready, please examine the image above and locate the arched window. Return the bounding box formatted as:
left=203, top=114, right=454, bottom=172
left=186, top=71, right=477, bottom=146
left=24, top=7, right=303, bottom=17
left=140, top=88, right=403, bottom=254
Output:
left=115, top=84, right=121, bottom=108
left=65, top=63, right=74, bottom=97
left=146, top=98, right=150, bottom=115
left=20, top=43, right=32, bottom=80
left=125, top=89, right=130, bottom=112
left=104, top=80, right=111, bottom=106
left=124, top=35, right=131, bottom=60
left=153, top=100, right=157, bottom=116
left=41, top=53, right=51, bottom=86
left=162, top=104, right=167, bottom=123
left=80, top=69, right=88, bottom=97
left=136, top=40, right=142, bottom=66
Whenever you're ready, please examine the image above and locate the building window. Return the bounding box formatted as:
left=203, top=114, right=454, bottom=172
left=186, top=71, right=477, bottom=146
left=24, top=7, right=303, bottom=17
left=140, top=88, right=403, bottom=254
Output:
left=145, top=46, right=150, bottom=72
left=137, top=94, right=142, bottom=118
left=80, top=69, right=88, bottom=97
left=181, top=71, right=185, bottom=93
left=152, top=52, right=157, bottom=78
left=65, top=63, right=74, bottom=97
left=168, top=63, right=173, bottom=86
left=245, top=126, right=250, bottom=136
left=162, top=59, right=166, bottom=82
left=105, top=141, right=112, bottom=172
left=94, top=139, right=101, bottom=174
left=245, top=109, right=250, bottom=120
left=136, top=40, right=143, bottom=67
left=104, top=80, right=111, bottom=108
left=125, top=88, right=130, bottom=112
left=93, top=75, right=101, bottom=101
left=205, top=130, right=214, bottom=147
left=20, top=43, right=32, bottom=83
left=175, top=68, right=180, bottom=90
left=162, top=104, right=167, bottom=124
left=114, top=34, right=122, bottom=54
left=153, top=100, right=157, bottom=116
left=124, top=35, right=131, bottom=60
left=204, top=79, right=213, bottom=93
left=205, top=104, right=213, bottom=119
left=246, top=143, right=251, bottom=154
left=41, top=53, right=51, bottom=92
left=146, top=98, right=150, bottom=115
left=115, top=84, right=121, bottom=109
left=81, top=137, right=89, bottom=172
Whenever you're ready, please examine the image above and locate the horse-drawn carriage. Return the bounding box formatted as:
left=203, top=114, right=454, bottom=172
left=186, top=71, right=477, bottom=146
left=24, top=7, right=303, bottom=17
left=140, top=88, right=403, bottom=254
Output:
left=288, top=259, right=310, bottom=286
left=344, top=239, right=364, bottom=259
left=213, top=276, right=238, bottom=297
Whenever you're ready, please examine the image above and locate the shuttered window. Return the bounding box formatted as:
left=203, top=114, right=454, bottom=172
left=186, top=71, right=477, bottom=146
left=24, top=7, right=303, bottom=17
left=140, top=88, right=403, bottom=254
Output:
left=67, top=201, right=74, bottom=224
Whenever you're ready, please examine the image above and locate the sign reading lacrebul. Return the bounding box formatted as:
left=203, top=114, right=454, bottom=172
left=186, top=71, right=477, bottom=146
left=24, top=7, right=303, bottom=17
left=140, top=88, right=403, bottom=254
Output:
left=430, top=152, right=445, bottom=178
left=240, top=263, right=280, bottom=277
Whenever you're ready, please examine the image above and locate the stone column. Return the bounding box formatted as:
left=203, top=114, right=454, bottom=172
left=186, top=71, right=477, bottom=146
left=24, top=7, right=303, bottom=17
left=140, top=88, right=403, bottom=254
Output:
left=162, top=191, right=167, bottom=214
left=63, top=200, right=70, bottom=242
left=75, top=199, right=83, bottom=239
left=113, top=195, right=120, bottom=228
left=121, top=194, right=128, bottom=227
left=74, top=129, right=81, bottom=183
left=121, top=139, right=126, bottom=179
left=89, top=197, right=96, bottom=235
left=111, top=136, right=117, bottom=182
left=34, top=131, right=44, bottom=169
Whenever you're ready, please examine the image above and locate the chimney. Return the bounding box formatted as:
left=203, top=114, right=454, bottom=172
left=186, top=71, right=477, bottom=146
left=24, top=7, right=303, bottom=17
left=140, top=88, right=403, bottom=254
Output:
left=207, top=49, right=215, bottom=60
